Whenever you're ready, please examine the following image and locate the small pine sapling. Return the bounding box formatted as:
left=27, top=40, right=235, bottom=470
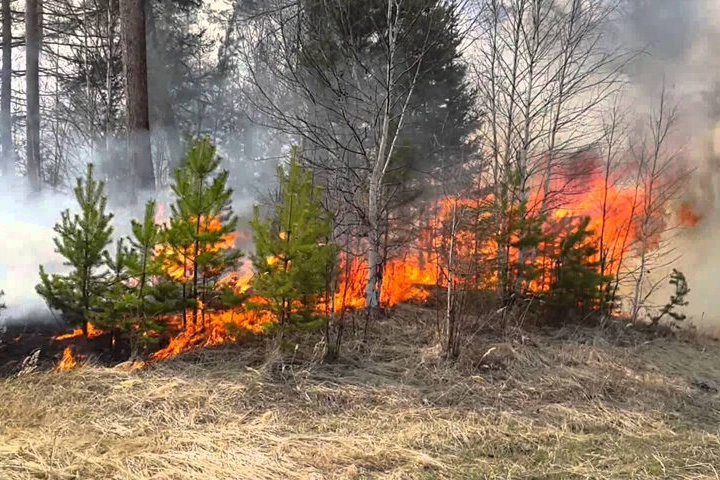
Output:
left=96, top=201, right=178, bottom=356
left=36, top=164, right=114, bottom=337
left=127, top=200, right=183, bottom=321
left=650, top=269, right=690, bottom=325
left=547, top=216, right=610, bottom=315
left=165, top=138, right=243, bottom=328
left=95, top=238, right=136, bottom=350
left=250, top=147, right=337, bottom=330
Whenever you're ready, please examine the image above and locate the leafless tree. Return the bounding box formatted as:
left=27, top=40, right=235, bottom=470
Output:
left=628, top=86, right=688, bottom=324
left=239, top=0, right=472, bottom=310
left=470, top=0, right=628, bottom=300
left=0, top=0, right=13, bottom=176
left=596, top=93, right=633, bottom=311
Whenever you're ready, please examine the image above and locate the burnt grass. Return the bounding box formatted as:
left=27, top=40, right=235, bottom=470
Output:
left=0, top=321, right=139, bottom=375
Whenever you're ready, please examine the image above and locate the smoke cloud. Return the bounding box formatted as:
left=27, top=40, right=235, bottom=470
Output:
left=618, top=0, right=720, bottom=332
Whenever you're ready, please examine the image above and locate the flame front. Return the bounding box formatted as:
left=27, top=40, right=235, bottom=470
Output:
left=54, top=323, right=104, bottom=341
left=51, top=156, right=695, bottom=366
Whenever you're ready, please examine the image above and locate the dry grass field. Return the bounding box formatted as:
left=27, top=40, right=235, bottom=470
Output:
left=1, top=307, right=720, bottom=479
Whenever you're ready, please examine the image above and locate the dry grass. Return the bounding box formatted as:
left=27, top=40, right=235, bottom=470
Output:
left=2, top=307, right=720, bottom=479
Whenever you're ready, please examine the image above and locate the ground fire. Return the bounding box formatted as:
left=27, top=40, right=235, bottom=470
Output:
left=55, top=346, right=77, bottom=372
left=49, top=152, right=697, bottom=370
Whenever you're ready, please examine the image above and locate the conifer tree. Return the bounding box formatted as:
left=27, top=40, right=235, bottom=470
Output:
left=36, top=164, right=114, bottom=336
left=650, top=269, right=690, bottom=325
left=127, top=200, right=182, bottom=319
left=165, top=137, right=242, bottom=327
left=250, top=147, right=337, bottom=328
left=95, top=201, right=178, bottom=355
left=95, top=238, right=136, bottom=348
left=547, top=216, right=609, bottom=315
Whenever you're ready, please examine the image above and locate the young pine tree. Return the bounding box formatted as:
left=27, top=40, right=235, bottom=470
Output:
left=37, top=164, right=114, bottom=337
left=127, top=200, right=183, bottom=319
left=165, top=138, right=243, bottom=328
left=650, top=269, right=690, bottom=325
left=95, top=238, right=136, bottom=350
left=547, top=216, right=609, bottom=316
left=95, top=201, right=179, bottom=356
left=250, top=147, right=337, bottom=328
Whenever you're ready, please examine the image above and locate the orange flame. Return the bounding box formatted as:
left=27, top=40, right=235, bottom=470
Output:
left=159, top=215, right=238, bottom=282
left=54, top=323, right=104, bottom=341
left=64, top=158, right=678, bottom=364
left=55, top=347, right=77, bottom=372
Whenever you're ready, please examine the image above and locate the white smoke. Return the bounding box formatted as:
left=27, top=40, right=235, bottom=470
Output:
left=0, top=144, right=274, bottom=325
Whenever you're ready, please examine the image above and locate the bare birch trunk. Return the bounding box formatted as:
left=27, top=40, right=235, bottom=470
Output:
left=445, top=201, right=457, bottom=358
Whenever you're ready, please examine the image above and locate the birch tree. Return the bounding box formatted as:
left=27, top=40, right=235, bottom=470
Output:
left=239, top=0, right=475, bottom=310
left=471, top=0, right=627, bottom=301
left=628, top=86, right=688, bottom=324
left=0, top=0, right=12, bottom=176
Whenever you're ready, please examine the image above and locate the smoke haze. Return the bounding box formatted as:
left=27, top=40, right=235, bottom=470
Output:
left=618, top=0, right=720, bottom=331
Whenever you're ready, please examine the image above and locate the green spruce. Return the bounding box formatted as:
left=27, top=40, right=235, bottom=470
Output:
left=36, top=163, right=114, bottom=337
left=249, top=147, right=337, bottom=329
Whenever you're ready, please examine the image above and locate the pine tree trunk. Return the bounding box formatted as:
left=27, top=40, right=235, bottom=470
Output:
left=119, top=0, right=154, bottom=191
left=146, top=4, right=182, bottom=177
left=25, top=0, right=42, bottom=190
left=1, top=0, right=12, bottom=177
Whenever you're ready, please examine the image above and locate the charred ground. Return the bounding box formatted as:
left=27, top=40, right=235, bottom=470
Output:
left=1, top=307, right=719, bottom=479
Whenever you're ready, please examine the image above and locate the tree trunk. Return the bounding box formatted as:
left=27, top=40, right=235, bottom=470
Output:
left=119, top=0, right=154, bottom=192
left=445, top=201, right=457, bottom=359
left=25, top=0, right=42, bottom=190
left=365, top=176, right=382, bottom=309
left=1, top=0, right=12, bottom=177
left=145, top=3, right=182, bottom=178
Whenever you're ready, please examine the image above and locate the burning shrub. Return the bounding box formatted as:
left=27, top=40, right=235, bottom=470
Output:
left=94, top=201, right=183, bottom=356
left=249, top=147, right=337, bottom=329
left=36, top=163, right=114, bottom=337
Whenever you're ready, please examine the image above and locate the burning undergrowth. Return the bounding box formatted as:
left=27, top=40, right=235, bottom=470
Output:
left=9, top=138, right=699, bottom=374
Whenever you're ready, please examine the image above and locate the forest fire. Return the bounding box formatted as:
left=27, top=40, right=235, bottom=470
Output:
left=50, top=152, right=695, bottom=372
